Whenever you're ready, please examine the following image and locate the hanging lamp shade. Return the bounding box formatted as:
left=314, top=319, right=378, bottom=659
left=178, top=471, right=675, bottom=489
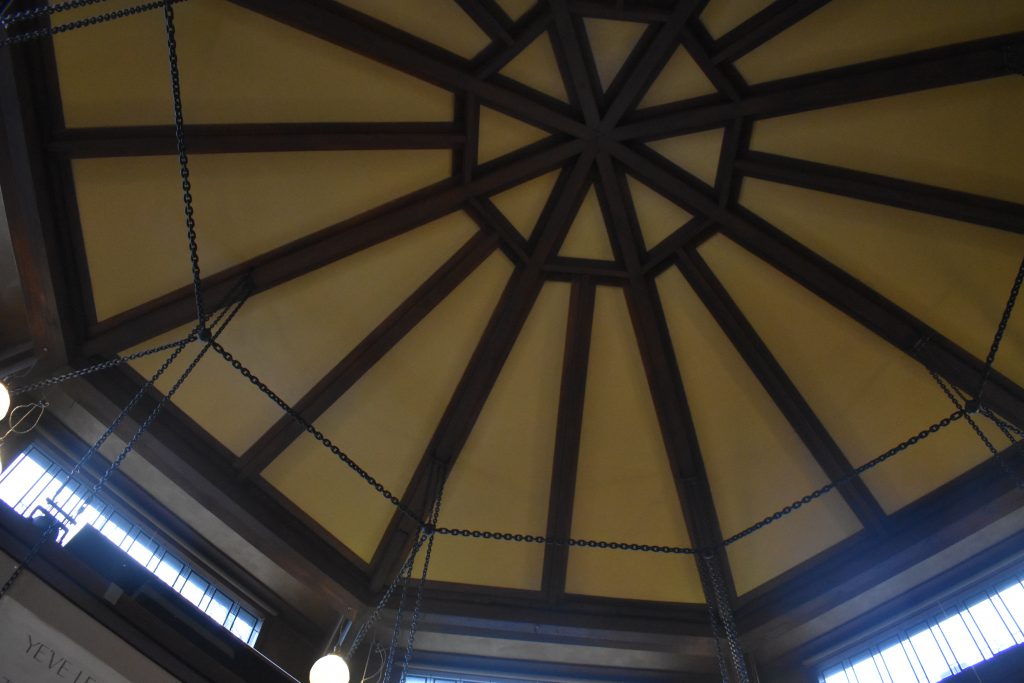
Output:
left=0, top=381, right=9, bottom=422
left=309, top=653, right=349, bottom=683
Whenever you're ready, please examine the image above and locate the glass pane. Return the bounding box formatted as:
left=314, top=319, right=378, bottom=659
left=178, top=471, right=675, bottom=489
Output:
left=154, top=555, right=185, bottom=587
left=851, top=654, right=885, bottom=683
left=907, top=628, right=953, bottom=682
left=935, top=613, right=983, bottom=668
left=967, top=597, right=1015, bottom=654
left=205, top=591, right=231, bottom=625
left=180, top=573, right=209, bottom=607
left=879, top=641, right=918, bottom=683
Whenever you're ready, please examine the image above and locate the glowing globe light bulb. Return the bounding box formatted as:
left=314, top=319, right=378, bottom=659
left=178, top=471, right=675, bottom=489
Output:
left=0, top=381, right=9, bottom=421
left=309, top=653, right=350, bottom=683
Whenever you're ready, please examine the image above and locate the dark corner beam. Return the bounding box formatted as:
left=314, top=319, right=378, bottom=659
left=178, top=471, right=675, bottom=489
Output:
left=710, top=0, right=833, bottom=65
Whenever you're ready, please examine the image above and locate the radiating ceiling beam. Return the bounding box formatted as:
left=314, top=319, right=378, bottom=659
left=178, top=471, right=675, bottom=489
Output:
left=612, top=141, right=1024, bottom=429
left=81, top=137, right=586, bottom=357
left=48, top=123, right=467, bottom=158
left=472, top=5, right=552, bottom=78
left=455, top=0, right=515, bottom=47
left=567, top=1, right=675, bottom=23
left=550, top=0, right=602, bottom=127
left=679, top=23, right=744, bottom=102
left=615, top=32, right=1024, bottom=142
left=370, top=152, right=596, bottom=591
left=542, top=277, right=595, bottom=602
left=709, top=0, right=833, bottom=66
left=735, top=151, right=1024, bottom=235
left=235, top=231, right=500, bottom=478
left=594, top=152, right=736, bottom=595
left=227, top=0, right=589, bottom=138
left=675, top=249, right=887, bottom=531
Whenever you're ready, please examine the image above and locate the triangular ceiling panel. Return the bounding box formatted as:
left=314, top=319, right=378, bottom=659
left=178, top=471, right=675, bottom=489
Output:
left=582, top=18, right=648, bottom=93
left=75, top=149, right=451, bottom=320
left=734, top=0, right=1024, bottom=84
left=499, top=31, right=570, bottom=102
left=478, top=105, right=549, bottom=164
left=626, top=175, right=693, bottom=250
left=698, top=234, right=990, bottom=513
left=700, top=0, right=774, bottom=39
left=53, top=0, right=453, bottom=127
left=638, top=46, right=717, bottom=109
left=262, top=252, right=515, bottom=562
left=558, top=186, right=616, bottom=260
left=657, top=267, right=862, bottom=594
left=495, top=0, right=535, bottom=21
left=648, top=128, right=726, bottom=188
left=751, top=78, right=1024, bottom=204
left=414, top=283, right=570, bottom=590
left=567, top=287, right=704, bottom=603
left=489, top=170, right=562, bottom=239
left=738, top=178, right=1024, bottom=388
left=126, top=211, right=479, bottom=456
left=340, top=0, right=490, bottom=59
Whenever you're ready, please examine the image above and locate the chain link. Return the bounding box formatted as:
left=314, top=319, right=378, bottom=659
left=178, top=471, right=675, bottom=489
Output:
left=0, top=0, right=186, bottom=48
left=162, top=0, right=205, bottom=330
left=701, top=555, right=749, bottom=683
left=977, top=256, right=1024, bottom=402
left=1, top=0, right=110, bottom=26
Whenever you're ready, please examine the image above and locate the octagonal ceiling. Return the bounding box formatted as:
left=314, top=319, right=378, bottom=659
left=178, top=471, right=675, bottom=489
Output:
left=36, top=0, right=1024, bottom=616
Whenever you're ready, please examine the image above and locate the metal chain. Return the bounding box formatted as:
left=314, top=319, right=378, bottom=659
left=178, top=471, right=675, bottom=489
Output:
left=697, top=556, right=730, bottom=683
left=1, top=0, right=110, bottom=26
left=399, top=463, right=446, bottom=683
left=982, top=407, right=1023, bottom=442
left=701, top=555, right=749, bottom=683
left=0, top=0, right=186, bottom=47
left=0, top=289, right=248, bottom=599
left=8, top=335, right=195, bottom=395
left=381, top=546, right=417, bottom=683
left=162, top=0, right=205, bottom=330
left=977, top=256, right=1024, bottom=403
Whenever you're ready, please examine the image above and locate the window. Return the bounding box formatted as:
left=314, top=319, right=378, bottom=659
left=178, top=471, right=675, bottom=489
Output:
left=0, top=446, right=263, bottom=646
left=820, top=574, right=1024, bottom=682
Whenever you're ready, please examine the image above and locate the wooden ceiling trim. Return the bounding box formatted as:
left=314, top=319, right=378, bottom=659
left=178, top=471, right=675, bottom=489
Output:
left=543, top=256, right=629, bottom=284
left=642, top=217, right=715, bottom=275
left=48, top=123, right=467, bottom=159
left=455, top=95, right=480, bottom=182
left=567, top=1, right=675, bottom=23
left=679, top=23, right=744, bottom=102
left=455, top=0, right=516, bottom=48
left=594, top=152, right=736, bottom=600
left=616, top=32, right=1024, bottom=142
left=228, top=0, right=589, bottom=138
left=472, top=5, right=552, bottom=78
left=709, top=0, right=833, bottom=66
left=550, top=0, right=602, bottom=128
left=600, top=0, right=703, bottom=130
left=236, top=230, right=501, bottom=478
left=735, top=151, right=1024, bottom=236
left=466, top=197, right=530, bottom=262
left=674, top=248, right=886, bottom=532
left=370, top=152, right=596, bottom=591
left=81, top=137, right=586, bottom=356
left=611, top=142, right=1024, bottom=429
left=542, top=276, right=595, bottom=602
left=713, top=120, right=751, bottom=209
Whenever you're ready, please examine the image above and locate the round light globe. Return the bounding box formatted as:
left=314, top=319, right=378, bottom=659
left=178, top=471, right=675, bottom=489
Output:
left=0, top=382, right=9, bottom=422
left=309, top=653, right=350, bottom=683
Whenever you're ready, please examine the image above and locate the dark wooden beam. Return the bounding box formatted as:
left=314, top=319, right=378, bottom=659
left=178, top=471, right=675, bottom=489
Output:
left=228, top=0, right=589, bottom=138
left=735, top=151, right=1024, bottom=235
left=600, top=0, right=703, bottom=130
left=473, top=5, right=552, bottom=78
left=0, top=34, right=77, bottom=367
left=455, top=0, right=515, bottom=47
left=550, top=0, right=602, bottom=127
left=642, top=217, right=715, bottom=275
left=457, top=96, right=480, bottom=182
left=47, top=122, right=466, bottom=158
left=611, top=141, right=1024, bottom=430
left=466, top=197, right=530, bottom=262
left=709, top=0, right=833, bottom=66
left=679, top=22, right=744, bottom=102
left=543, top=256, right=630, bottom=283
left=542, top=277, right=595, bottom=601
left=567, top=0, right=674, bottom=23
left=370, top=152, right=596, bottom=591
left=616, top=32, right=1024, bottom=142
left=713, top=119, right=750, bottom=208
left=594, top=152, right=735, bottom=594
left=674, top=249, right=887, bottom=531
left=235, top=231, right=500, bottom=478
left=81, top=137, right=586, bottom=356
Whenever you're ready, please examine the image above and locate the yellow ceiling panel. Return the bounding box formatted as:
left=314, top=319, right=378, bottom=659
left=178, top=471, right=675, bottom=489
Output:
left=699, top=235, right=991, bottom=514
left=500, top=32, right=570, bottom=102
left=125, top=211, right=479, bottom=455
left=648, top=128, right=725, bottom=188
left=750, top=78, right=1024, bottom=205
left=478, top=106, right=549, bottom=164
left=262, top=252, right=514, bottom=562
left=489, top=170, right=561, bottom=239
left=496, top=0, right=535, bottom=21
left=657, top=268, right=862, bottom=595
left=53, top=0, right=453, bottom=127
left=739, top=179, right=1024, bottom=389
left=736, top=0, right=1024, bottom=84
left=700, top=0, right=774, bottom=39
left=638, top=47, right=717, bottom=109
left=75, top=149, right=451, bottom=320
left=339, top=0, right=490, bottom=60
left=414, top=283, right=570, bottom=590
left=559, top=186, right=616, bottom=261
left=567, top=287, right=703, bottom=603
left=626, top=175, right=693, bottom=250
left=582, top=18, right=647, bottom=93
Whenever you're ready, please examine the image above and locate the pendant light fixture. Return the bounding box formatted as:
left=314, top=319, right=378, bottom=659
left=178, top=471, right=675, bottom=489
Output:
left=309, top=652, right=350, bottom=683
left=0, top=381, right=10, bottom=421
